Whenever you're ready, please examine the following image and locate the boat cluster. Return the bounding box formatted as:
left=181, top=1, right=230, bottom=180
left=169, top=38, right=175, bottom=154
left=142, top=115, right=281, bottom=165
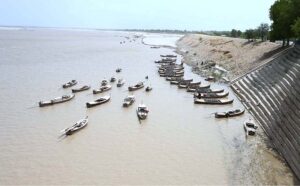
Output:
left=39, top=68, right=152, bottom=136
left=156, top=54, right=257, bottom=136
left=156, top=55, right=234, bottom=105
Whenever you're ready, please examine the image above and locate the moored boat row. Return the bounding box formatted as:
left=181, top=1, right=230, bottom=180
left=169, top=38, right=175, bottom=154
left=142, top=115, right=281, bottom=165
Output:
left=155, top=56, right=236, bottom=108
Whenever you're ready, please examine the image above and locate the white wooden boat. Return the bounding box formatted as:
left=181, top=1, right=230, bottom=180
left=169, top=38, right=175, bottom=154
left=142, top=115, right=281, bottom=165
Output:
left=72, top=85, right=90, bottom=93
left=244, top=119, right=258, bottom=135
left=62, top=80, right=77, bottom=88
left=194, top=98, right=233, bottom=105
left=39, top=94, right=75, bottom=107
left=117, top=79, right=125, bottom=87
left=61, top=116, right=88, bottom=135
left=194, top=92, right=229, bottom=98
left=93, top=84, right=112, bottom=94
left=86, top=95, right=110, bottom=108
left=123, top=95, right=135, bottom=107
left=128, top=82, right=144, bottom=91
left=137, top=104, right=149, bottom=120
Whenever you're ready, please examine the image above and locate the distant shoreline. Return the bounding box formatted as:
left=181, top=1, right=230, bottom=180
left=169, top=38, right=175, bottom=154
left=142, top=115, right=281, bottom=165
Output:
left=0, top=25, right=200, bottom=35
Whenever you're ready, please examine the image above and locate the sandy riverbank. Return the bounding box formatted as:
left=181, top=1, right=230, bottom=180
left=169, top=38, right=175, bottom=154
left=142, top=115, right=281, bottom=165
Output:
left=176, top=34, right=282, bottom=81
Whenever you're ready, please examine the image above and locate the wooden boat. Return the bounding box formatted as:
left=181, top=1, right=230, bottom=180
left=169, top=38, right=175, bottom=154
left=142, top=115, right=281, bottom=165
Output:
left=128, top=82, right=144, bottom=91
left=194, top=98, right=234, bottom=105
left=117, top=79, right=125, bottom=87
left=186, top=84, right=211, bottom=92
left=160, top=57, right=176, bottom=60
left=194, top=92, right=229, bottom=98
left=39, top=94, right=75, bottom=107
left=101, top=79, right=108, bottom=86
left=171, top=73, right=184, bottom=77
left=244, top=119, right=258, bottom=135
left=189, top=88, right=224, bottom=93
left=62, top=117, right=88, bottom=135
left=136, top=104, right=149, bottom=120
left=159, top=64, right=182, bottom=68
left=160, top=54, right=177, bottom=58
left=123, top=95, right=135, bottom=107
left=170, top=79, right=193, bottom=85
left=116, top=68, right=122, bottom=73
left=159, top=70, right=184, bottom=76
left=155, top=60, right=176, bottom=64
left=159, top=66, right=184, bottom=71
left=175, top=70, right=184, bottom=75
left=215, top=109, right=245, bottom=118
left=160, top=73, right=184, bottom=78
left=62, top=80, right=77, bottom=88
left=178, top=81, right=201, bottom=89
left=72, top=85, right=90, bottom=93
left=158, top=68, right=183, bottom=73
left=93, top=84, right=112, bottom=94
left=205, top=76, right=215, bottom=81
left=145, top=86, right=152, bottom=92
left=86, top=95, right=110, bottom=108
left=110, top=77, right=116, bottom=82
left=166, top=77, right=183, bottom=81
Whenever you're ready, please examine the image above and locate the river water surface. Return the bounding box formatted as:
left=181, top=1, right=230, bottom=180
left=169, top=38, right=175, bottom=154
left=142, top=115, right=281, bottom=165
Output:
left=0, top=28, right=294, bottom=185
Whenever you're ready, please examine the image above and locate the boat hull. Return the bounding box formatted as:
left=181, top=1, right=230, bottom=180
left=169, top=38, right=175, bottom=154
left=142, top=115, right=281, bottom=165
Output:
left=194, top=98, right=234, bottom=105
left=39, top=94, right=75, bottom=107
left=196, top=92, right=229, bottom=98
left=86, top=97, right=110, bottom=108
left=215, top=109, right=245, bottom=118
left=72, top=86, right=90, bottom=93
left=128, top=85, right=144, bottom=91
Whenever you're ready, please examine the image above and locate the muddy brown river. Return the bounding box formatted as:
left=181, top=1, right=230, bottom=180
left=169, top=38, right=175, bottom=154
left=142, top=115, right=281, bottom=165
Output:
left=0, top=28, right=295, bottom=185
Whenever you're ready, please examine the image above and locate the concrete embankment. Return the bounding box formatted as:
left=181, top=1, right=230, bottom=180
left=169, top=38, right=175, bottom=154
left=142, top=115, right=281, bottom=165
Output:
left=231, top=43, right=300, bottom=180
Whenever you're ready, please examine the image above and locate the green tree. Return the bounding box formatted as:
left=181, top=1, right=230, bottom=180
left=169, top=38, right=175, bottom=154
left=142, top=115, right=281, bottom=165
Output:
left=257, top=23, right=269, bottom=41
left=269, top=0, right=298, bottom=45
left=231, top=29, right=238, bottom=37
left=292, top=18, right=300, bottom=39
left=245, top=29, right=255, bottom=41
left=237, top=30, right=242, bottom=37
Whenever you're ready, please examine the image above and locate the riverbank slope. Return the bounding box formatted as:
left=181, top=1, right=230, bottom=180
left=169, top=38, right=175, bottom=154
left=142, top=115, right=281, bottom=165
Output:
left=176, top=34, right=282, bottom=80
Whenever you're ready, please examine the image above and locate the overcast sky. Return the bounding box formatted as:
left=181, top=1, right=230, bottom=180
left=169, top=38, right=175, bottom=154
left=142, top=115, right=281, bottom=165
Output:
left=0, top=0, right=275, bottom=31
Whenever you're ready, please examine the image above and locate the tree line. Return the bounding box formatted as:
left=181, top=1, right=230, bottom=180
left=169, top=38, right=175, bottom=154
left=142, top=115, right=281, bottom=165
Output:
left=205, top=23, right=270, bottom=42
left=229, top=23, right=270, bottom=41
left=209, top=0, right=300, bottom=46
